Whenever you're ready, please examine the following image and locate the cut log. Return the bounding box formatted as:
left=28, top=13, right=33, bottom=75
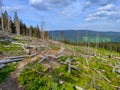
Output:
left=0, top=64, right=6, bottom=69
left=56, top=55, right=64, bottom=59
left=71, top=66, right=80, bottom=71
left=75, top=86, right=84, bottom=90
left=116, top=70, right=120, bottom=74
left=21, top=45, right=31, bottom=54
left=86, top=58, right=89, bottom=65
left=57, top=47, right=65, bottom=55
left=65, top=57, right=70, bottom=64
left=12, top=42, right=41, bottom=48
left=11, top=42, right=27, bottom=46
left=0, top=58, right=22, bottom=64
left=5, top=54, right=37, bottom=60
left=94, top=68, right=111, bottom=83
left=39, top=56, right=48, bottom=63
left=46, top=55, right=56, bottom=58
left=109, top=84, right=120, bottom=89
left=68, top=59, right=71, bottom=73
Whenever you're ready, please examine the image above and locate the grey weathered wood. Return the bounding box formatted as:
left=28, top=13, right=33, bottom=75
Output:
left=0, top=64, right=5, bottom=69
left=116, top=70, right=120, bottom=74
left=39, top=56, right=48, bottom=63
left=57, top=47, right=65, bottom=55
left=65, top=57, right=70, bottom=64
left=56, top=55, right=64, bottom=59
left=68, top=59, right=71, bottom=73
left=86, top=57, right=89, bottom=65
left=21, top=45, right=30, bottom=54
left=75, top=86, right=84, bottom=90
left=0, top=54, right=37, bottom=65
left=0, top=58, right=22, bottom=64
left=5, top=54, right=37, bottom=60
left=94, top=68, right=111, bottom=83
left=46, top=55, right=56, bottom=58
left=11, top=42, right=27, bottom=46
left=71, top=66, right=80, bottom=71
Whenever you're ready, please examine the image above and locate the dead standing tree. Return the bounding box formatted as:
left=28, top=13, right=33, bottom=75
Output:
left=14, top=11, right=20, bottom=36
left=8, top=16, right=12, bottom=33
left=41, top=17, right=45, bottom=40
left=0, top=0, right=4, bottom=31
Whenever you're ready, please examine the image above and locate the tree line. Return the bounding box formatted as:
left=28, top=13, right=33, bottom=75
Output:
left=58, top=39, right=120, bottom=53
left=0, top=11, right=48, bottom=39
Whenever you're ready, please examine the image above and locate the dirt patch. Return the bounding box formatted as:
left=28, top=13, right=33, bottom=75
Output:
left=43, top=50, right=58, bottom=56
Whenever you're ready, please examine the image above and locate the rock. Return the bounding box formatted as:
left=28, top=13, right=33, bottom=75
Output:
left=0, top=64, right=5, bottom=69
left=116, top=88, right=120, bottom=90
left=59, top=80, right=64, bottom=84
left=75, top=86, right=84, bottom=90
left=117, top=70, right=120, bottom=74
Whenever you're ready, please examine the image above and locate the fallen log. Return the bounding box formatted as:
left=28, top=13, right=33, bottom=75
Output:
left=71, top=66, right=80, bottom=71
left=5, top=54, right=37, bottom=60
left=39, top=56, right=48, bottom=63
left=86, top=57, right=89, bottom=65
left=11, top=42, right=27, bottom=46
left=57, top=47, right=65, bottom=55
left=46, top=55, right=56, bottom=58
left=116, top=70, right=120, bottom=74
left=0, top=58, right=22, bottom=64
left=109, top=84, right=120, bottom=89
left=21, top=45, right=30, bottom=54
left=56, top=55, right=64, bottom=59
left=0, top=64, right=6, bottom=69
left=68, top=59, right=71, bottom=73
left=94, top=68, right=111, bottom=83
left=12, top=42, right=40, bottom=48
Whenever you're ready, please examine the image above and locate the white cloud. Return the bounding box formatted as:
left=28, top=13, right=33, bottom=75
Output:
left=58, top=11, right=76, bottom=19
left=83, top=0, right=119, bottom=10
left=29, top=0, right=76, bottom=11
left=86, top=16, right=98, bottom=21
left=86, top=4, right=120, bottom=22
left=3, top=6, right=25, bottom=12
left=97, top=4, right=116, bottom=11
left=85, top=0, right=120, bottom=21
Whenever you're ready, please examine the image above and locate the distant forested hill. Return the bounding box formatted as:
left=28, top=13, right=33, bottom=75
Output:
left=48, top=30, right=120, bottom=43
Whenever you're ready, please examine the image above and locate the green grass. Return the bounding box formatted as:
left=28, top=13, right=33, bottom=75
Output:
left=0, top=63, right=17, bottom=83
left=18, top=49, right=120, bottom=90
left=0, top=42, right=25, bottom=56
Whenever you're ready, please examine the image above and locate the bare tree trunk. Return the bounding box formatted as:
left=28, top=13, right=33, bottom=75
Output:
left=15, top=20, right=20, bottom=36
left=16, top=21, right=20, bottom=35
left=8, top=17, right=11, bottom=33
left=41, top=17, right=45, bottom=40
left=14, top=12, right=20, bottom=35
left=0, top=0, right=4, bottom=31
left=1, top=15, right=4, bottom=30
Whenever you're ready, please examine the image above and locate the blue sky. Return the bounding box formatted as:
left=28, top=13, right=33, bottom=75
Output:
left=2, top=0, right=120, bottom=31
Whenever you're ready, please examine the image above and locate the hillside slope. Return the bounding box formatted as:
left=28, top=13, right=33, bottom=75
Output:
left=48, top=30, right=120, bottom=43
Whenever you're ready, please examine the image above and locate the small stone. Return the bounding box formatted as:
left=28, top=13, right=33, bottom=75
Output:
left=117, top=70, right=120, bottom=74
left=59, top=80, right=64, bottom=84
left=75, top=86, right=84, bottom=90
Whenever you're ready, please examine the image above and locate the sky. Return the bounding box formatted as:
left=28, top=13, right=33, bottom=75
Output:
left=2, top=0, right=120, bottom=31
